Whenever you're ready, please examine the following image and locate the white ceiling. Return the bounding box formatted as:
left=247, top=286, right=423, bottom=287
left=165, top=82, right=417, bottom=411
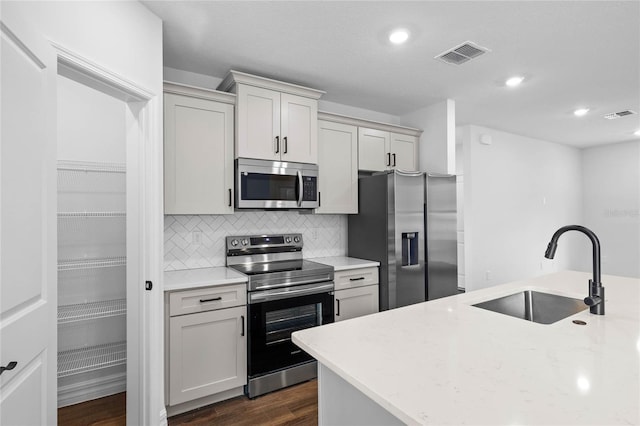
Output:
left=143, top=1, right=640, bottom=148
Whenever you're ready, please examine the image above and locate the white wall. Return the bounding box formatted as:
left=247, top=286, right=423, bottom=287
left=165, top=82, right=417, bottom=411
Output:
left=11, top=1, right=162, bottom=93
left=581, top=140, right=640, bottom=278
left=402, top=99, right=456, bottom=174
left=461, top=125, right=584, bottom=291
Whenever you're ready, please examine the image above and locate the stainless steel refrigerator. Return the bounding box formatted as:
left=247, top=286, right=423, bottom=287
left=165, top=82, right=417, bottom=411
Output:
left=348, top=170, right=458, bottom=310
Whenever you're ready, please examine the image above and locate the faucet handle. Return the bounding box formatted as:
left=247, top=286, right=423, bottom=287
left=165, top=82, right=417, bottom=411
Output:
left=583, top=296, right=601, bottom=307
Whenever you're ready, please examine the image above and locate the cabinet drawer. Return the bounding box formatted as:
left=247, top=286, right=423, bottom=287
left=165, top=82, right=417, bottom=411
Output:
left=169, top=283, right=246, bottom=316
left=334, top=267, right=378, bottom=291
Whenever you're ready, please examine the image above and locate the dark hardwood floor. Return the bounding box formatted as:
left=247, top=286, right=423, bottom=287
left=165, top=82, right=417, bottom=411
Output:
left=58, top=392, right=126, bottom=426
left=57, top=380, right=317, bottom=426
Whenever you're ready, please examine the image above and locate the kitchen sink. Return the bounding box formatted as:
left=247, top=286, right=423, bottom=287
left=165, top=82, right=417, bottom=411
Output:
left=472, top=290, right=588, bottom=324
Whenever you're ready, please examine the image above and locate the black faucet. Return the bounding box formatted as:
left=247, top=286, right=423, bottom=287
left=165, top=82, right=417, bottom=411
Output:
left=544, top=225, right=605, bottom=315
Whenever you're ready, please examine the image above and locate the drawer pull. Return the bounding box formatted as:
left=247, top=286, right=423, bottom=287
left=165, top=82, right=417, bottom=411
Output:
left=349, top=277, right=365, bottom=281
left=241, top=316, right=245, bottom=337
left=199, top=297, right=222, bottom=303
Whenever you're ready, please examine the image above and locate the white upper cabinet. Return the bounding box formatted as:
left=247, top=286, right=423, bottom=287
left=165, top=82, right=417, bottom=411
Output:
left=359, top=127, right=419, bottom=172
left=218, top=70, right=324, bottom=164
left=358, top=127, right=390, bottom=172
left=317, top=119, right=358, bottom=214
left=280, top=93, right=318, bottom=164
left=390, top=132, right=419, bottom=172
left=236, top=85, right=280, bottom=161
left=163, top=83, right=235, bottom=214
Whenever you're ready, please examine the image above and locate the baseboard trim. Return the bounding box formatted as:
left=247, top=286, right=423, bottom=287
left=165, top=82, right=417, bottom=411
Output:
left=57, top=372, right=126, bottom=408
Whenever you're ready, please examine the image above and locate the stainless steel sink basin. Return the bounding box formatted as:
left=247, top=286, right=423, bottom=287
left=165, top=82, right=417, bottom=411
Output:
left=472, top=290, right=588, bottom=324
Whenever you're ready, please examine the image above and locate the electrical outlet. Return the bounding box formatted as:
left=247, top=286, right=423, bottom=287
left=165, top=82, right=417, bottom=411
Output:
left=485, top=270, right=491, bottom=281
left=192, top=230, right=203, bottom=245
left=311, top=228, right=318, bottom=240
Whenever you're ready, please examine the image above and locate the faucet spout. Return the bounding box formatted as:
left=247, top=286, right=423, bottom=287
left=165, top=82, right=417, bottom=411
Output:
left=544, top=225, right=605, bottom=315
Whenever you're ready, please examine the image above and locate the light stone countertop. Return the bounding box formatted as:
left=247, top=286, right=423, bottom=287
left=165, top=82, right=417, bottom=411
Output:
left=164, top=266, right=247, bottom=292
left=309, top=256, right=380, bottom=271
left=292, top=271, right=640, bottom=425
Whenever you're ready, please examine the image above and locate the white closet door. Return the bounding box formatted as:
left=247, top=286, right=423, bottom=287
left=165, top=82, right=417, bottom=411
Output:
left=0, top=11, right=57, bottom=426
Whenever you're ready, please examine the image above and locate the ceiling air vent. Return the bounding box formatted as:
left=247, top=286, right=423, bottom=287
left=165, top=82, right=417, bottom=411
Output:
left=435, top=41, right=490, bottom=65
left=603, top=110, right=637, bottom=120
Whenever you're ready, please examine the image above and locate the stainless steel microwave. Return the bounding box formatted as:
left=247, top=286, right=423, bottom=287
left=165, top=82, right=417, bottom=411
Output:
left=236, top=158, right=319, bottom=209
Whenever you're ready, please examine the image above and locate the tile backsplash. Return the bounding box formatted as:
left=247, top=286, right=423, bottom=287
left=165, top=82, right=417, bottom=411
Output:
left=164, top=212, right=347, bottom=271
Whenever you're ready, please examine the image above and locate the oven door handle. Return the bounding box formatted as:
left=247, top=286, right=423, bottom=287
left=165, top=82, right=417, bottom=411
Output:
left=250, top=282, right=334, bottom=303
left=296, top=170, right=303, bottom=207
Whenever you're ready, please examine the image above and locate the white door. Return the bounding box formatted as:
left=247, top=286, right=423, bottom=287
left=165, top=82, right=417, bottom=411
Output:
left=317, top=120, right=358, bottom=214
left=235, top=84, right=280, bottom=161
left=164, top=93, right=235, bottom=214
left=0, top=12, right=57, bottom=426
left=358, top=127, right=390, bottom=172
left=391, top=133, right=418, bottom=172
left=280, top=93, right=318, bottom=164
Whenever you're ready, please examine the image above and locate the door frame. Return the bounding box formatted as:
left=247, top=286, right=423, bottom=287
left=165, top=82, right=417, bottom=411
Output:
left=52, top=43, right=165, bottom=425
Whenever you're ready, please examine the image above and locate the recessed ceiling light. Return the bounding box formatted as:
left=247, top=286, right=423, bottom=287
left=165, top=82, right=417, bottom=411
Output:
left=574, top=108, right=590, bottom=117
left=505, top=76, right=524, bottom=87
left=389, top=29, right=409, bottom=45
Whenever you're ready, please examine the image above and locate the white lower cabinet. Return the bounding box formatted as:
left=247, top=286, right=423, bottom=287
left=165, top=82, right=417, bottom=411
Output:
left=334, top=285, right=379, bottom=322
left=333, top=266, right=379, bottom=322
left=166, top=283, right=247, bottom=412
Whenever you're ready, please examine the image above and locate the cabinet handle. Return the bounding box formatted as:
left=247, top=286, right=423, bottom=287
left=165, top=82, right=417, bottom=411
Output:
left=199, top=297, right=222, bottom=303
left=392, top=153, right=396, bottom=167
left=241, top=316, right=245, bottom=336
left=228, top=188, right=232, bottom=207
left=275, top=136, right=280, bottom=154
left=283, top=136, right=288, bottom=154
left=386, top=152, right=391, bottom=166
left=0, top=361, right=17, bottom=376
left=318, top=192, right=321, bottom=207
left=336, top=299, right=340, bottom=316
left=349, top=277, right=365, bottom=281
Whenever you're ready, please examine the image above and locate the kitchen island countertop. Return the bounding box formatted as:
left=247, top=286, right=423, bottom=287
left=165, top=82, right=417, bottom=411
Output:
left=292, top=271, right=640, bottom=425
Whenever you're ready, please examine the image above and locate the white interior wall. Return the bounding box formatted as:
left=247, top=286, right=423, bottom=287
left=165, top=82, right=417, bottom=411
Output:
left=57, top=75, right=126, bottom=162
left=461, top=125, right=584, bottom=292
left=401, top=99, right=456, bottom=174
left=581, top=140, right=640, bottom=278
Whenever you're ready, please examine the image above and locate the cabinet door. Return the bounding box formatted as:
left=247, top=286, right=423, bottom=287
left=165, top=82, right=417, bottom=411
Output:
left=236, top=84, right=280, bottom=161
left=281, top=93, right=318, bottom=164
left=317, top=121, right=358, bottom=214
left=164, top=93, right=234, bottom=214
left=391, top=133, right=418, bottom=172
left=334, top=285, right=379, bottom=322
left=168, top=306, right=247, bottom=405
left=358, top=127, right=390, bottom=172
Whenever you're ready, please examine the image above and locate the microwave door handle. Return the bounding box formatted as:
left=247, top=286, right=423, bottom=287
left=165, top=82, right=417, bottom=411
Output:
left=296, top=170, right=303, bottom=207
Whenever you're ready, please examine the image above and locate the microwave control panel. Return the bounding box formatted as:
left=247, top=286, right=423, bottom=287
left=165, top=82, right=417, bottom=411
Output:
left=302, top=176, right=317, bottom=201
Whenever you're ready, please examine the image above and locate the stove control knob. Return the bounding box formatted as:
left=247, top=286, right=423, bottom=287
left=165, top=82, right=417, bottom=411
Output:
left=285, top=236, right=292, bottom=243
left=230, top=239, right=239, bottom=247
left=294, top=236, right=301, bottom=243
left=241, top=239, right=248, bottom=246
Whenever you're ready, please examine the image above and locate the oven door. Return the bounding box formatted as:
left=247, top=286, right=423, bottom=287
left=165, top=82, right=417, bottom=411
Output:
left=236, top=158, right=318, bottom=209
left=247, top=282, right=334, bottom=378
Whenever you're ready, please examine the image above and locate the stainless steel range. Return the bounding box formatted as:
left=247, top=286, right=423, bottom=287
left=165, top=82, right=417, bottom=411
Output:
left=226, top=233, right=334, bottom=398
